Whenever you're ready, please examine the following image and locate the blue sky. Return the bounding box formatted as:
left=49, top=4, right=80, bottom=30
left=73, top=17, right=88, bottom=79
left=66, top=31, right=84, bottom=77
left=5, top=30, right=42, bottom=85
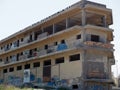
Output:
left=0, top=0, right=119, bottom=77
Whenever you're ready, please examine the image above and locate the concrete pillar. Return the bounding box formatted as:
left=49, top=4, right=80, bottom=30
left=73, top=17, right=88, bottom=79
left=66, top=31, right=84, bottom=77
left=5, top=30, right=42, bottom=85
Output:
left=81, top=27, right=86, bottom=42
left=103, top=16, right=107, bottom=27
left=32, top=32, right=35, bottom=40
left=41, top=27, right=44, bottom=33
left=66, top=18, right=70, bottom=28
left=81, top=50, right=87, bottom=90
left=53, top=24, right=56, bottom=34
left=81, top=0, right=87, bottom=8
left=81, top=9, right=86, bottom=26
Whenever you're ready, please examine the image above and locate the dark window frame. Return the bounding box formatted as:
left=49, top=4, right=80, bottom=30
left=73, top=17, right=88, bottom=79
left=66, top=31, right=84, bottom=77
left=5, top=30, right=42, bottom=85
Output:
left=54, top=42, right=58, bottom=46
left=69, top=54, right=80, bottom=62
left=91, top=35, right=100, bottom=42
left=24, top=64, right=30, bottom=69
left=33, top=62, right=40, bottom=68
left=55, top=57, right=64, bottom=64
left=76, top=34, right=81, bottom=39
left=44, top=60, right=51, bottom=66
left=44, top=45, right=48, bottom=49
left=17, top=66, right=22, bottom=71
left=3, top=69, right=7, bottom=73
left=9, top=67, right=14, bottom=72
left=61, top=40, right=65, bottom=44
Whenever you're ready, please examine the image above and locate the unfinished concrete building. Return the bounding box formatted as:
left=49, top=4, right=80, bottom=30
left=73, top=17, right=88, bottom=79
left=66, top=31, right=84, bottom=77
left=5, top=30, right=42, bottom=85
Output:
left=0, top=0, right=115, bottom=90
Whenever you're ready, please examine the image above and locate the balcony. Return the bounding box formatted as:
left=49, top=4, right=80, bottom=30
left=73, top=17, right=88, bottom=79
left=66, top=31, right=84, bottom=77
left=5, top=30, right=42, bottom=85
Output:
left=86, top=71, right=108, bottom=79
left=0, top=40, right=81, bottom=67
left=83, top=41, right=114, bottom=51
left=0, top=25, right=81, bottom=56
left=0, top=39, right=114, bottom=67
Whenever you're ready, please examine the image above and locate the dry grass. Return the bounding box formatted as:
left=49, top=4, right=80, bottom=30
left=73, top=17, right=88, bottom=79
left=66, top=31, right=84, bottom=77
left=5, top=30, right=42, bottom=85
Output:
left=0, top=85, right=33, bottom=90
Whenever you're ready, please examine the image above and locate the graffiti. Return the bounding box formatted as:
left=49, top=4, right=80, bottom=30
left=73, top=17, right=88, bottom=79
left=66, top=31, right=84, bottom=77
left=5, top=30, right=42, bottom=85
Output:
left=0, top=79, right=4, bottom=84
left=24, top=69, right=30, bottom=83
left=85, top=83, right=109, bottom=90
left=7, top=76, right=22, bottom=87
left=47, top=75, right=82, bottom=90
left=87, top=85, right=103, bottom=90
left=30, top=73, right=35, bottom=82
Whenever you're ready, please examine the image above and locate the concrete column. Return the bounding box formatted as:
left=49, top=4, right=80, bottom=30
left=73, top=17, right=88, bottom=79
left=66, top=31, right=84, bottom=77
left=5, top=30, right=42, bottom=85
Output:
left=53, top=24, right=56, bottom=34
left=81, top=50, right=87, bottom=90
left=41, top=27, right=44, bottom=33
left=81, top=0, right=86, bottom=7
left=103, top=16, right=107, bottom=27
left=81, top=29, right=86, bottom=42
left=66, top=18, right=69, bottom=28
left=32, top=32, right=35, bottom=40
left=81, top=9, right=86, bottom=26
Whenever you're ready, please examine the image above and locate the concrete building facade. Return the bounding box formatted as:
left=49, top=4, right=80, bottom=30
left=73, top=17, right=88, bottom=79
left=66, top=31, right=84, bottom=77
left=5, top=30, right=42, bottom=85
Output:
left=0, top=0, right=115, bottom=90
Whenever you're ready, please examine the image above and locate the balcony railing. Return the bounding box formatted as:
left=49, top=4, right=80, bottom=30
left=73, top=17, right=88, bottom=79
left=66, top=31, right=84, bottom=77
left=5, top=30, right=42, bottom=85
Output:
left=0, top=40, right=114, bottom=67
left=84, top=41, right=113, bottom=50
left=0, top=23, right=113, bottom=55
left=86, top=72, right=109, bottom=79
left=0, top=26, right=80, bottom=55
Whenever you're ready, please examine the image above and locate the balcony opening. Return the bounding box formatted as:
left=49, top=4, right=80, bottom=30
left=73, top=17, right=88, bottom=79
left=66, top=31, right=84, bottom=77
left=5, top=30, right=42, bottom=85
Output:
left=28, top=49, right=33, bottom=58
left=91, top=35, right=100, bottom=42
left=44, top=45, right=48, bottom=50
left=76, top=34, right=81, bottom=40
left=86, top=12, right=107, bottom=27
left=17, top=53, right=19, bottom=61
left=54, top=42, right=58, bottom=46
left=68, top=13, right=82, bottom=28
left=1, top=46, right=3, bottom=50
left=0, top=59, right=2, bottom=62
left=28, top=34, right=33, bottom=43
left=54, top=20, right=66, bottom=33
left=43, top=25, right=53, bottom=35
left=34, top=30, right=42, bottom=40
left=17, top=40, right=19, bottom=47
left=3, top=69, right=7, bottom=73
left=61, top=40, right=65, bottom=44
left=24, top=64, right=30, bottom=69
left=21, top=38, right=24, bottom=42
left=5, top=57, right=9, bottom=64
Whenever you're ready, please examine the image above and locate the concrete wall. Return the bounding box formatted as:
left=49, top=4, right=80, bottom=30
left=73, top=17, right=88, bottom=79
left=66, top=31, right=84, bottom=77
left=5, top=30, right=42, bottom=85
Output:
left=85, top=29, right=107, bottom=43
left=1, top=50, right=82, bottom=83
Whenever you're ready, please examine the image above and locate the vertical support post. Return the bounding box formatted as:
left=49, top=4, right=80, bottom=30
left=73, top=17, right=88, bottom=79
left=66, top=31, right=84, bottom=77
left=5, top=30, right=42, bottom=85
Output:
left=32, top=31, right=35, bottom=41
left=81, top=0, right=87, bottom=7
left=81, top=9, right=86, bottom=26
left=53, top=24, right=56, bottom=34
left=66, top=18, right=69, bottom=29
left=81, top=50, right=87, bottom=90
left=104, top=16, right=107, bottom=27
left=41, top=27, right=44, bottom=33
left=81, top=1, right=87, bottom=89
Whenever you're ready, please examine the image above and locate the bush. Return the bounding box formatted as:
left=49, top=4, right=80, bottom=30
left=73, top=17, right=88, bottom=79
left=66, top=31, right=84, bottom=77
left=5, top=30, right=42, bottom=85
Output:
left=0, top=85, right=33, bottom=90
